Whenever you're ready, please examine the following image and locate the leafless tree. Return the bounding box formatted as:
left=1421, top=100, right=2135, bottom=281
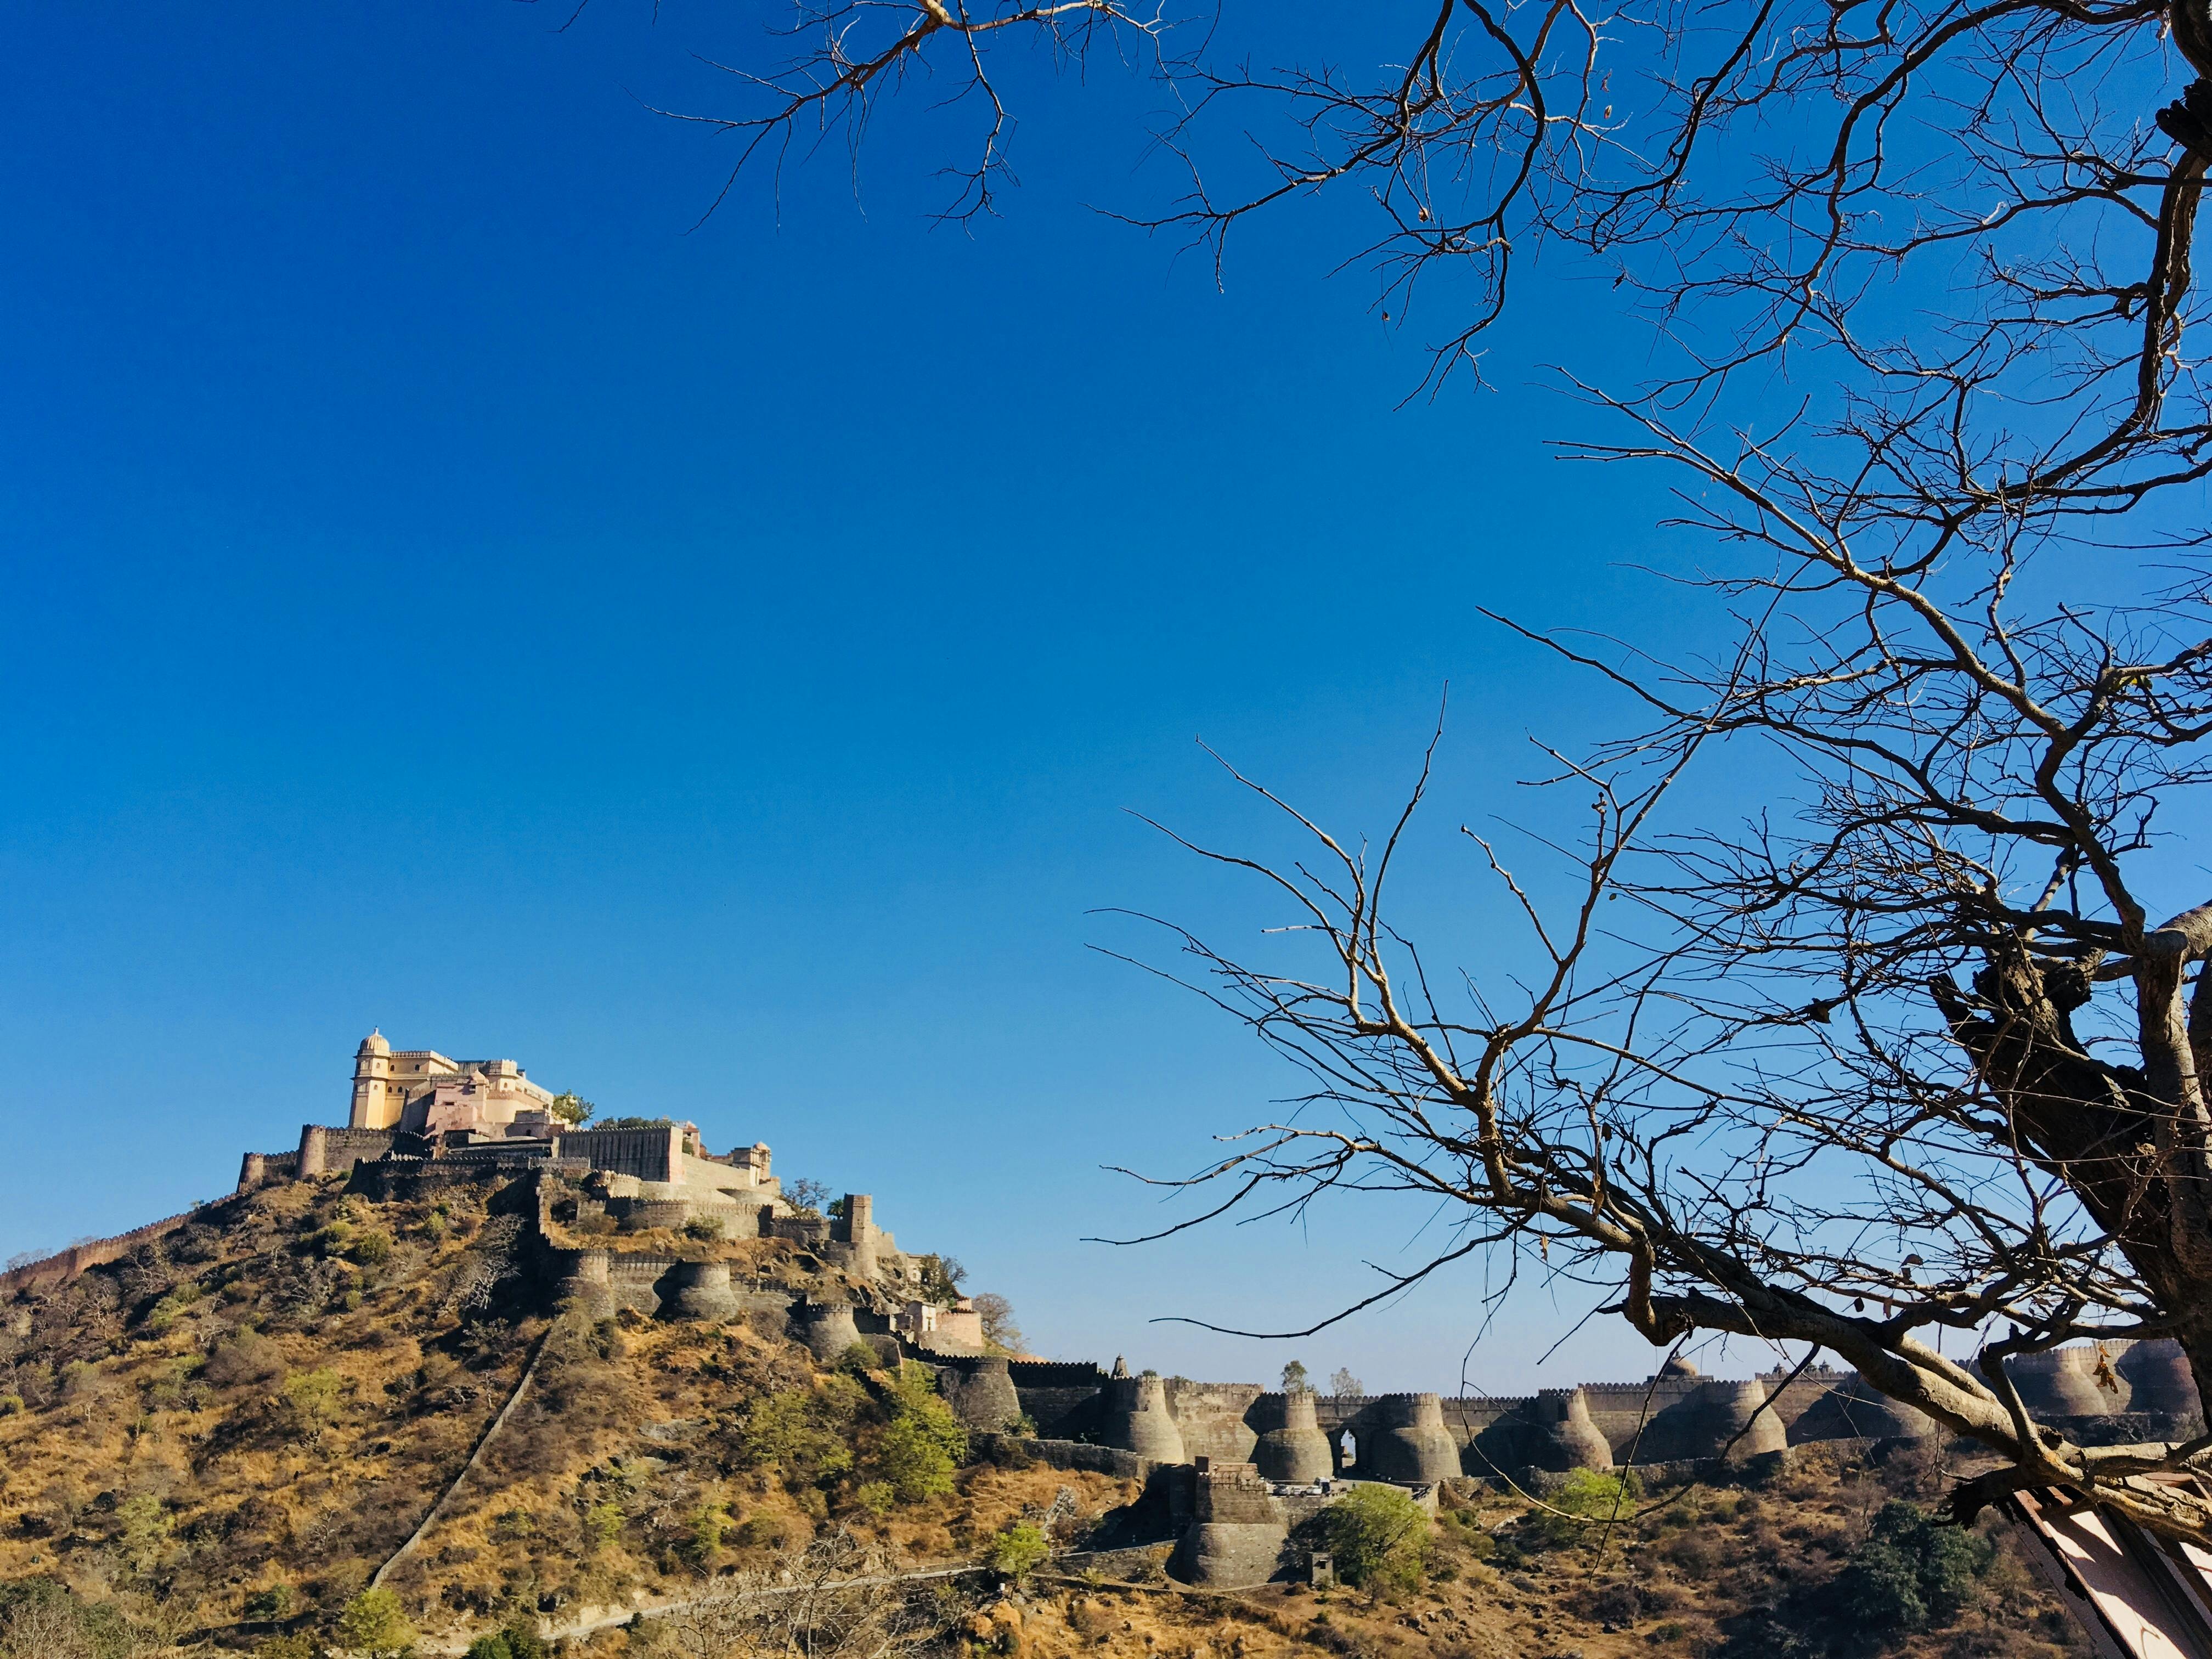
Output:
left=652, top=1528, right=947, bottom=1659
left=0, top=1593, right=95, bottom=1659
left=971, top=1291, right=1026, bottom=1355
left=608, top=0, right=2212, bottom=1541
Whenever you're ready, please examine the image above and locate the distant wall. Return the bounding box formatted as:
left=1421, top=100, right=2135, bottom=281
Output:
left=1013, top=1362, right=2002, bottom=1478
left=977, top=1435, right=1153, bottom=1481
left=0, top=1197, right=247, bottom=1298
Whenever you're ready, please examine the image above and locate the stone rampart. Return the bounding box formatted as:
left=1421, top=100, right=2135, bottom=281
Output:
left=0, top=1196, right=247, bottom=1298
left=348, top=1156, right=592, bottom=1201
left=977, top=1436, right=1153, bottom=1481
left=1161, top=1380, right=1265, bottom=1464
left=1035, top=1351, right=2165, bottom=1481
left=298, top=1125, right=398, bottom=1177
left=236, top=1150, right=301, bottom=1191
left=553, top=1126, right=685, bottom=1184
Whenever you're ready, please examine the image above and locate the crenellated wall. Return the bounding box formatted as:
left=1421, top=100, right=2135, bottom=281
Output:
left=0, top=1197, right=249, bottom=1297
left=1014, top=1347, right=2202, bottom=1482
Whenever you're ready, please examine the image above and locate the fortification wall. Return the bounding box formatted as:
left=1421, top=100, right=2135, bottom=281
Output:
left=236, top=1150, right=301, bottom=1190
left=1163, top=1380, right=1266, bottom=1464
left=554, top=1126, right=683, bottom=1184
left=0, top=1196, right=247, bottom=1298
left=298, top=1125, right=398, bottom=1177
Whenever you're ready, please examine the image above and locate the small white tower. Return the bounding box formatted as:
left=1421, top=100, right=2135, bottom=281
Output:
left=350, top=1029, right=395, bottom=1129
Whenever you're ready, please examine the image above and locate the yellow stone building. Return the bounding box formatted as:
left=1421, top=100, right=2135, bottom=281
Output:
left=347, top=1029, right=557, bottom=1136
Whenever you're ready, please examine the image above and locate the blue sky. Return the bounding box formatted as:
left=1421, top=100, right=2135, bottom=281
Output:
left=0, top=3, right=1724, bottom=1392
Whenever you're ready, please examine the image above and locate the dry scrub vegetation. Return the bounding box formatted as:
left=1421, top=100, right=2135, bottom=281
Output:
left=0, top=1176, right=1126, bottom=1654
left=0, top=1176, right=2105, bottom=1657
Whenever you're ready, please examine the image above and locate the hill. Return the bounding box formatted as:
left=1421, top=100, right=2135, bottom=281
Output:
left=0, top=1172, right=2098, bottom=1658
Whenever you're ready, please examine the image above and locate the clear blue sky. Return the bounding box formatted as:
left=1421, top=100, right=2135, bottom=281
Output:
left=0, top=4, right=1716, bottom=1391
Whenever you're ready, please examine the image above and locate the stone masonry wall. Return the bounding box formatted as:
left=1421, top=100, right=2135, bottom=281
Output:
left=0, top=1196, right=250, bottom=1297
left=552, top=1126, right=683, bottom=1184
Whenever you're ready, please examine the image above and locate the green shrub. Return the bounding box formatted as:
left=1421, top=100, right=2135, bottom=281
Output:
left=334, top=1587, right=415, bottom=1658
left=680, top=1503, right=728, bottom=1566
left=242, top=1585, right=296, bottom=1620
left=143, top=1283, right=203, bottom=1335
left=343, top=1231, right=393, bottom=1267
left=1516, top=1468, right=1643, bottom=1550
left=1321, top=1485, right=1431, bottom=1593
left=1835, top=1501, right=1994, bottom=1632
left=681, top=1215, right=724, bottom=1241
left=0, top=1395, right=22, bottom=1417
left=465, top=1624, right=549, bottom=1659
left=256, top=1637, right=326, bottom=1659
left=854, top=1482, right=896, bottom=1516
left=872, top=1365, right=967, bottom=1503
left=986, top=1522, right=1051, bottom=1583
left=113, top=1494, right=171, bottom=1565
left=736, top=1383, right=861, bottom=1487
left=281, top=1369, right=344, bottom=1434
left=582, top=1501, right=623, bottom=1552
left=737, top=1515, right=792, bottom=1550
left=877, top=1414, right=958, bottom=1502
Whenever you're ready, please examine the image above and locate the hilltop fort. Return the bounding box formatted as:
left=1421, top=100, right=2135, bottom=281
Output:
left=3, top=1032, right=2202, bottom=1594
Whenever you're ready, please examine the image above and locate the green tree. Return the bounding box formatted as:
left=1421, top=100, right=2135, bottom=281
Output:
left=547, top=1092, right=594, bottom=1127
left=1835, top=1502, right=1994, bottom=1633
left=986, top=1523, right=1051, bottom=1583
left=334, top=1587, right=415, bottom=1658
left=461, top=1621, right=548, bottom=1659
left=1322, top=1485, right=1431, bottom=1593
left=582, top=1501, right=623, bottom=1552
left=1515, top=1469, right=1643, bottom=1551
left=736, top=1381, right=862, bottom=1488
left=113, top=1493, right=171, bottom=1567
left=1280, top=1360, right=1310, bottom=1393
left=679, top=1503, right=728, bottom=1568
left=280, top=1370, right=343, bottom=1437
left=872, top=1363, right=966, bottom=1503
left=916, top=1256, right=966, bottom=1305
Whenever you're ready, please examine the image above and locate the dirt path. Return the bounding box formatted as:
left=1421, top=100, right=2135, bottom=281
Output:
left=416, top=1562, right=992, bottom=1655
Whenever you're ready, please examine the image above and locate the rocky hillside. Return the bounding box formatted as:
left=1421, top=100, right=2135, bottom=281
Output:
left=0, top=1172, right=2100, bottom=1658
